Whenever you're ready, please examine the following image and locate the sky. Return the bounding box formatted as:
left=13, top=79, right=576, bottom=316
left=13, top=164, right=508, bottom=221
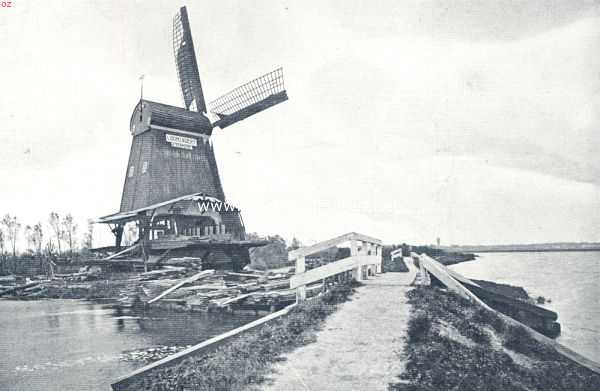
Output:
left=0, top=0, right=599, bottom=247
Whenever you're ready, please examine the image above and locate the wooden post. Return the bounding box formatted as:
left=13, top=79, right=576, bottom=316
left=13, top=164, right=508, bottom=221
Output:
left=139, top=216, right=151, bottom=273
left=112, top=224, right=124, bottom=250
left=296, top=255, right=306, bottom=302
left=351, top=239, right=362, bottom=281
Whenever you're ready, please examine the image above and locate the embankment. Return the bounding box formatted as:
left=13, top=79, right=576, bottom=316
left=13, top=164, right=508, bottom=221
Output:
left=120, top=282, right=358, bottom=391
left=391, top=286, right=600, bottom=391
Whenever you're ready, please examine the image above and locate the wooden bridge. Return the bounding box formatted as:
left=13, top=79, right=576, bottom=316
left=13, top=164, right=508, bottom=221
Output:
left=289, top=232, right=383, bottom=301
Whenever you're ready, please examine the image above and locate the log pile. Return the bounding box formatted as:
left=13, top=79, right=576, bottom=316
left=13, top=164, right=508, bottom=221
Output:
left=0, top=258, right=300, bottom=312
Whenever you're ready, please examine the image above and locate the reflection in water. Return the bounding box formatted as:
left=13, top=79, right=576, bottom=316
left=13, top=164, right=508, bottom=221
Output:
left=113, top=306, right=127, bottom=332
left=0, top=299, right=259, bottom=391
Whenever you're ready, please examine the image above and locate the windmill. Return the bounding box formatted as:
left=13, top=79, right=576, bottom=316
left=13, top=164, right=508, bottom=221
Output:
left=97, top=6, right=287, bottom=271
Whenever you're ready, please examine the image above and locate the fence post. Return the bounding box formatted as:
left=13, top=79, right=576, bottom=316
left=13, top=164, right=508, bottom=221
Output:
left=296, top=255, right=306, bottom=302
left=350, top=238, right=362, bottom=281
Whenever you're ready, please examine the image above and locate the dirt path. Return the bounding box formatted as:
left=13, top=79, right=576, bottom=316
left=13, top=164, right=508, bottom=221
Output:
left=260, top=259, right=417, bottom=391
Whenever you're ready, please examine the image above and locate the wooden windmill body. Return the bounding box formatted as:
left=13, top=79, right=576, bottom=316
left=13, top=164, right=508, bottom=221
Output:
left=97, top=6, right=287, bottom=271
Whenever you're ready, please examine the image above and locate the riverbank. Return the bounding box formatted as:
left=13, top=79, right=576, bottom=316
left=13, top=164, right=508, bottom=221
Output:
left=122, top=282, right=358, bottom=391
left=391, top=286, right=600, bottom=390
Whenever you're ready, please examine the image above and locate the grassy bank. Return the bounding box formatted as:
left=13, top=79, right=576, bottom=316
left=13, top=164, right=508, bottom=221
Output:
left=126, top=282, right=358, bottom=391
left=391, top=287, right=600, bottom=391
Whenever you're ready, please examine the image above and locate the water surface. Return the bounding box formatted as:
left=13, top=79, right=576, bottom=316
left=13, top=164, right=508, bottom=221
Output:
left=0, top=300, right=258, bottom=391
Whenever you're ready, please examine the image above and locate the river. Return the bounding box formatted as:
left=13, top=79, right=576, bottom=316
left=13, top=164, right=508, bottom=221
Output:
left=0, top=300, right=258, bottom=391
left=449, top=251, right=600, bottom=363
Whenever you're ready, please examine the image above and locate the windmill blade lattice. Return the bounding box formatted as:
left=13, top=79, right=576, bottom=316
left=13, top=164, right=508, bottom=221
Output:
left=210, top=68, right=285, bottom=116
left=173, top=6, right=206, bottom=113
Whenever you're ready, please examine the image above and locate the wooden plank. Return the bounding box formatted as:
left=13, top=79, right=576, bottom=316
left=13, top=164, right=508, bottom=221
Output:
left=390, top=248, right=403, bottom=259
left=111, top=303, right=298, bottom=391
left=467, top=285, right=558, bottom=320
left=218, top=293, right=255, bottom=307
left=0, top=280, right=49, bottom=297
left=290, top=256, right=356, bottom=289
left=225, top=272, right=263, bottom=279
left=147, top=270, right=214, bottom=304
left=416, top=253, right=491, bottom=308
left=102, top=244, right=140, bottom=261
left=289, top=232, right=381, bottom=261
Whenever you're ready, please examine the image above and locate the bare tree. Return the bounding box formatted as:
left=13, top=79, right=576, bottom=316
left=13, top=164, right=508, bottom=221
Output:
left=62, top=214, right=77, bottom=256
left=44, top=240, right=56, bottom=258
left=288, top=237, right=302, bottom=251
left=0, top=227, right=5, bottom=257
left=1, top=214, right=21, bottom=257
left=49, top=212, right=63, bottom=256
left=0, top=228, right=5, bottom=272
left=82, top=219, right=94, bottom=250
left=25, top=223, right=44, bottom=256
left=24, top=225, right=34, bottom=254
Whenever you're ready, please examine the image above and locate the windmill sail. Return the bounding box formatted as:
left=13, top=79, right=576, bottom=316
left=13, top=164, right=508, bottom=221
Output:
left=210, top=68, right=288, bottom=129
left=173, top=6, right=206, bottom=113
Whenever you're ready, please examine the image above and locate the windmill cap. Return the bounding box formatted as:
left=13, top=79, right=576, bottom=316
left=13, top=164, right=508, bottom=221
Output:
left=130, top=99, right=213, bottom=136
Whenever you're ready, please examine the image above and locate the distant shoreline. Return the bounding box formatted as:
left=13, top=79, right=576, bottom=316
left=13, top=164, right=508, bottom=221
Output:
left=443, top=246, right=600, bottom=254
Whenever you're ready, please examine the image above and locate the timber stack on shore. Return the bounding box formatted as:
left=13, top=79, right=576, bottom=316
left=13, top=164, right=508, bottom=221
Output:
left=0, top=261, right=325, bottom=313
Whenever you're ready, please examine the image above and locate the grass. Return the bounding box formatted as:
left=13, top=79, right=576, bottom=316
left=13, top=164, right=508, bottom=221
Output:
left=391, top=287, right=600, bottom=391
left=128, top=282, right=358, bottom=391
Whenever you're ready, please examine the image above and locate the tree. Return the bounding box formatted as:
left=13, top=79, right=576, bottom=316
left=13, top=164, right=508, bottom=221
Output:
left=82, top=219, right=94, bottom=250
left=25, top=223, right=44, bottom=256
left=49, top=212, right=63, bottom=256
left=0, top=227, right=5, bottom=257
left=288, top=237, right=302, bottom=251
left=1, top=214, right=21, bottom=257
left=0, top=228, right=5, bottom=273
left=24, top=225, right=33, bottom=253
left=61, top=214, right=77, bottom=256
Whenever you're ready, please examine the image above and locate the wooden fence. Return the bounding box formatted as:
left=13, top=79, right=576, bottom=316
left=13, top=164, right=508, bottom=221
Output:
left=289, top=232, right=383, bottom=302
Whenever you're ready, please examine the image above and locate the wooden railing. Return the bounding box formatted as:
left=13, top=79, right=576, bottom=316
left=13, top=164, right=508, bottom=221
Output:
left=289, top=232, right=383, bottom=302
